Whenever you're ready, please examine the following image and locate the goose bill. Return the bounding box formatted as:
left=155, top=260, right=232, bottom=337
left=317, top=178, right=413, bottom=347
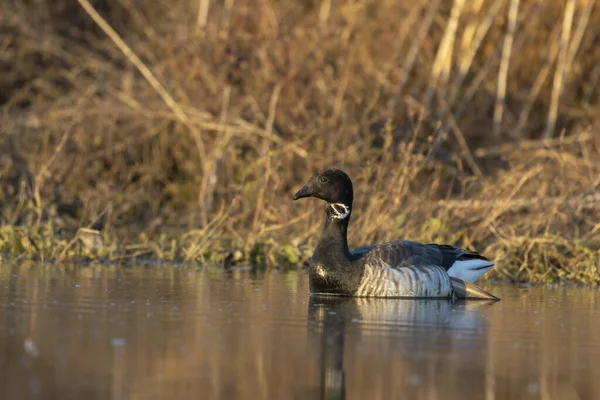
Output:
left=293, top=185, right=315, bottom=200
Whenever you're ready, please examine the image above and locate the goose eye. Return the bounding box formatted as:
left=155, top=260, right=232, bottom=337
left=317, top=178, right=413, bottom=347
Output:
left=319, top=176, right=328, bottom=183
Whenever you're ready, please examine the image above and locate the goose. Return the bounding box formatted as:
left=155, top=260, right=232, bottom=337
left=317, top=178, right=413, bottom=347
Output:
left=292, top=168, right=499, bottom=300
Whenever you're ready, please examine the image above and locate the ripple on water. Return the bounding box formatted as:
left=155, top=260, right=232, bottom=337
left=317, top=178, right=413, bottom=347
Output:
left=0, top=264, right=599, bottom=400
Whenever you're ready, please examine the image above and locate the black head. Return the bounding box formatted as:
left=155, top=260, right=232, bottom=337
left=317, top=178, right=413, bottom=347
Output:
left=292, top=168, right=353, bottom=206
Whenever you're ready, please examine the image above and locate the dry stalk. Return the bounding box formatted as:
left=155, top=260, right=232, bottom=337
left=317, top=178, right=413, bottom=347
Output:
left=250, top=83, right=282, bottom=246
left=422, top=0, right=465, bottom=109
left=263, top=210, right=313, bottom=233
left=383, top=0, right=426, bottom=85
left=450, top=0, right=541, bottom=126
left=33, top=129, right=72, bottom=220
left=3, top=0, right=600, bottom=281
left=475, top=130, right=592, bottom=157
left=333, top=44, right=358, bottom=122
left=198, top=86, right=232, bottom=224
left=196, top=0, right=211, bottom=32
left=432, top=192, right=600, bottom=211
left=395, top=0, right=440, bottom=96
left=319, top=0, right=331, bottom=26
left=493, top=0, right=521, bottom=138
left=220, top=0, right=236, bottom=36
left=449, top=0, right=502, bottom=106
left=544, top=0, right=576, bottom=138
left=472, top=165, right=543, bottom=239
left=182, top=199, right=234, bottom=261
left=583, top=64, right=600, bottom=106
left=459, top=0, right=486, bottom=52
left=75, top=0, right=209, bottom=201
left=514, top=26, right=561, bottom=137
left=438, top=98, right=484, bottom=179
left=565, top=0, right=595, bottom=80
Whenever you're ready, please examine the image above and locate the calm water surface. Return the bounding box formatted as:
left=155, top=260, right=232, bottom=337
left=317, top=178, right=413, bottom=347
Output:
left=1, top=264, right=599, bottom=400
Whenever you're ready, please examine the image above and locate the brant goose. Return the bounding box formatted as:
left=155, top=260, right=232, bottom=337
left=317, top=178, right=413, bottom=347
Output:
left=293, top=168, right=498, bottom=300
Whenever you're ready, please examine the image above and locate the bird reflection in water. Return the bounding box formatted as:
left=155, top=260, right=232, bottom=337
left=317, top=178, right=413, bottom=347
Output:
left=307, top=296, right=497, bottom=400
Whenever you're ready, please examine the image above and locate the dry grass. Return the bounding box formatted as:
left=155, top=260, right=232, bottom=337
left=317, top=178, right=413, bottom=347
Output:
left=0, top=0, right=599, bottom=282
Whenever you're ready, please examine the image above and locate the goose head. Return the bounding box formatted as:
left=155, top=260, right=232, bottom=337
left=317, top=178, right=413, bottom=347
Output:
left=293, top=168, right=353, bottom=219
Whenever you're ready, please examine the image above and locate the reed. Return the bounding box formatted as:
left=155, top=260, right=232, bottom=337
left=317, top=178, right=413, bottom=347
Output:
left=0, top=0, right=598, bottom=283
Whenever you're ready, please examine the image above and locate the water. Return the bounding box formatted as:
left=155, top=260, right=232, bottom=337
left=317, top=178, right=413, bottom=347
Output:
left=0, top=264, right=599, bottom=400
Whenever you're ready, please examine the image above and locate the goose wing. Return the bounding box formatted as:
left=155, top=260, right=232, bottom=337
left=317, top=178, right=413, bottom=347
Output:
left=353, top=241, right=444, bottom=269
left=352, top=241, right=494, bottom=282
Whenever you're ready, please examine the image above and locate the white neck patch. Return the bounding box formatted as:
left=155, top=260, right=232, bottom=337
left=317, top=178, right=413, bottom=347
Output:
left=328, top=203, right=350, bottom=219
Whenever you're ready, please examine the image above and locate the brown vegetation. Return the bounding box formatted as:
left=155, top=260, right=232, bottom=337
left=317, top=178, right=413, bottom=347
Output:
left=1, top=0, right=599, bottom=282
